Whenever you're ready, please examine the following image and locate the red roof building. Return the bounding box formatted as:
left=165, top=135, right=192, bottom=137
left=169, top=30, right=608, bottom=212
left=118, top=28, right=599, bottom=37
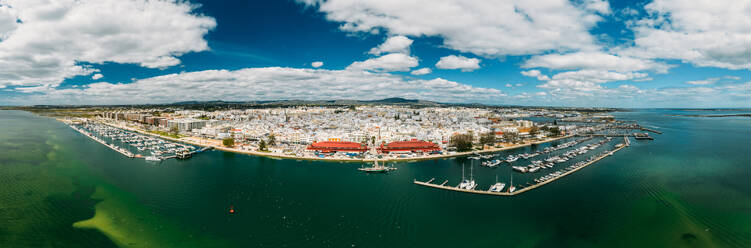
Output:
left=307, top=141, right=368, bottom=153
left=379, top=139, right=441, bottom=153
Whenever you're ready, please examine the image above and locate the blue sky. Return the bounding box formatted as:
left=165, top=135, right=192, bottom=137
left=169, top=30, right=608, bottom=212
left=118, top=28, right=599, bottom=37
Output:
left=1, top=0, right=751, bottom=107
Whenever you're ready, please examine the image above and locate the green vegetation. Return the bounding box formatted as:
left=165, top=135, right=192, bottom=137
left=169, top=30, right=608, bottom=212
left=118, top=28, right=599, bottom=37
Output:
left=222, top=138, right=234, bottom=147
left=529, top=126, right=540, bottom=137
left=267, top=134, right=276, bottom=146
left=502, top=132, right=519, bottom=143
left=550, top=127, right=561, bottom=136
left=258, top=139, right=267, bottom=151
left=149, top=130, right=182, bottom=139
left=450, top=132, right=474, bottom=152
left=479, top=131, right=496, bottom=146
left=169, top=126, right=179, bottom=136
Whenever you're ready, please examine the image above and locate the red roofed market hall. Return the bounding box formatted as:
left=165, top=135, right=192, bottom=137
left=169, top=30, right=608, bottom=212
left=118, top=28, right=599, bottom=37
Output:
left=307, top=141, right=368, bottom=153
left=379, top=139, right=441, bottom=153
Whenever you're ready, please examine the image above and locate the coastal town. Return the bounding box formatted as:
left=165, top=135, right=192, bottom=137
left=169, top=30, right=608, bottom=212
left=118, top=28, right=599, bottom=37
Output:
left=58, top=105, right=629, bottom=161
left=50, top=103, right=658, bottom=196
left=46, top=102, right=661, bottom=196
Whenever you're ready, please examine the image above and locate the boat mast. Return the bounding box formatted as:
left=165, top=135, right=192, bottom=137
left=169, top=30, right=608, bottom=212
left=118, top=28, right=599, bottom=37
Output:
left=510, top=173, right=513, bottom=191
left=470, top=160, right=473, bottom=181
left=462, top=163, right=465, bottom=181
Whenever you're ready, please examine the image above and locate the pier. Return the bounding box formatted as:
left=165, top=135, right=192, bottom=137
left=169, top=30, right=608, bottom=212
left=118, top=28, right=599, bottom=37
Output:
left=69, top=125, right=136, bottom=158
left=640, top=127, right=662, bottom=134
left=413, top=137, right=629, bottom=196
left=69, top=123, right=203, bottom=162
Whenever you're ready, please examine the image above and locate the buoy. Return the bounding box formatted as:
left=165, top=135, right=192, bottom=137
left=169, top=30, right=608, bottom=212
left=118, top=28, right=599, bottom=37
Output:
left=229, top=205, right=235, bottom=214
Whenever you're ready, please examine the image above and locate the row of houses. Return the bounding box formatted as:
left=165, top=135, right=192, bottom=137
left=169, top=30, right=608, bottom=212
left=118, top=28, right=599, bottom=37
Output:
left=100, top=112, right=208, bottom=132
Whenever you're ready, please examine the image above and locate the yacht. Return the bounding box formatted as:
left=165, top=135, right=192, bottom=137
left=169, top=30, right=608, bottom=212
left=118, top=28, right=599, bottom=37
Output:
left=508, top=174, right=516, bottom=193
left=487, top=175, right=506, bottom=192
left=458, top=162, right=477, bottom=190
left=358, top=158, right=396, bottom=173
left=145, top=156, right=161, bottom=162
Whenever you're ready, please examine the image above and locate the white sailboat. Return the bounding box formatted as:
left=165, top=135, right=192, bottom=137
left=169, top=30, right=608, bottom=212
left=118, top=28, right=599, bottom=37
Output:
left=508, top=173, right=516, bottom=193
left=488, top=174, right=505, bottom=192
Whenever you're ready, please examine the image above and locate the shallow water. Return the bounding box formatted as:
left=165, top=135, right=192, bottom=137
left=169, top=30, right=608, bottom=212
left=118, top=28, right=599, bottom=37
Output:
left=0, top=109, right=749, bottom=247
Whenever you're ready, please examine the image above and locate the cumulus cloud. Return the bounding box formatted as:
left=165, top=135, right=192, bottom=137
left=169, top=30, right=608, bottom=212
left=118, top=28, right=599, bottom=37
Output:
left=91, top=73, right=103, bottom=80
left=369, top=35, right=413, bottom=55
left=521, top=70, right=550, bottom=81
left=524, top=51, right=670, bottom=73
left=347, top=53, right=418, bottom=72
left=0, top=4, right=17, bottom=40
left=581, top=0, right=611, bottom=15
left=623, top=0, right=751, bottom=70
left=685, top=76, right=741, bottom=85
left=410, top=68, right=431, bottom=75
left=534, top=69, right=651, bottom=103
left=8, top=67, right=506, bottom=105
left=435, top=55, right=480, bottom=72
left=297, top=0, right=608, bottom=57
left=311, top=61, right=324, bottom=68
left=0, top=0, right=216, bottom=88
left=551, top=70, right=649, bottom=84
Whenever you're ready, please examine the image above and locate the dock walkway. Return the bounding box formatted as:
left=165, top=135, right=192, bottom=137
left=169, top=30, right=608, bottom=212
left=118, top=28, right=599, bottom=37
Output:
left=69, top=125, right=136, bottom=158
left=413, top=137, right=629, bottom=196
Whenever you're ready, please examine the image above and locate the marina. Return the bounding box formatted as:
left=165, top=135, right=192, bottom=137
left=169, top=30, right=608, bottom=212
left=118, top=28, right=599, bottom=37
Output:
left=69, top=122, right=203, bottom=161
left=414, top=137, right=630, bottom=196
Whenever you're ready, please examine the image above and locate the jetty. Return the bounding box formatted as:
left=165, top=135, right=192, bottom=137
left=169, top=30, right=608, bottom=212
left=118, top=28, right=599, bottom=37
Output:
left=413, top=137, right=629, bottom=196
left=633, top=133, right=654, bottom=140
left=640, top=127, right=662, bottom=134
left=69, top=124, right=136, bottom=158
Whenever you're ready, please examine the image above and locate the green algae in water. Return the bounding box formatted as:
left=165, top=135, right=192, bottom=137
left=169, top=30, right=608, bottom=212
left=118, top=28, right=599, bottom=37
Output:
left=74, top=185, right=232, bottom=248
left=0, top=111, right=230, bottom=247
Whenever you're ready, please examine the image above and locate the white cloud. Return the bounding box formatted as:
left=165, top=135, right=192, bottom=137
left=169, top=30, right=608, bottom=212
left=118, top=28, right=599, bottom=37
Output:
left=0, top=0, right=216, bottom=88
left=91, top=73, right=103, bottom=80
left=8, top=67, right=506, bottom=105
left=524, top=51, right=670, bottom=73
left=410, top=67, right=431, bottom=75
left=623, top=0, right=751, bottom=70
left=347, top=53, right=418, bottom=72
left=0, top=4, right=18, bottom=40
left=298, top=0, right=608, bottom=57
left=520, top=70, right=550, bottom=81
left=581, top=0, right=611, bottom=15
left=685, top=76, right=741, bottom=85
left=311, top=61, right=324, bottom=68
left=551, top=70, right=649, bottom=84
left=685, top=79, right=717, bottom=86
left=435, top=55, right=480, bottom=72
left=369, top=35, right=413, bottom=55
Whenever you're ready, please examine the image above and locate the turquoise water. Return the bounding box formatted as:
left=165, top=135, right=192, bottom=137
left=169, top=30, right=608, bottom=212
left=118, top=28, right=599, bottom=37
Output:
left=1, top=109, right=750, bottom=247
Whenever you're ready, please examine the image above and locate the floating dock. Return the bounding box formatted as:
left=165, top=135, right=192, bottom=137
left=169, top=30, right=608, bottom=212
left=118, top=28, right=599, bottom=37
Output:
left=69, top=125, right=136, bottom=158
left=413, top=137, right=629, bottom=196
left=640, top=127, right=662, bottom=134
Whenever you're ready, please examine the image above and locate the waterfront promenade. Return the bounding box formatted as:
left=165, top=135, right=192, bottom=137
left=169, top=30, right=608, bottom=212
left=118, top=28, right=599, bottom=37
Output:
left=87, top=119, right=574, bottom=163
